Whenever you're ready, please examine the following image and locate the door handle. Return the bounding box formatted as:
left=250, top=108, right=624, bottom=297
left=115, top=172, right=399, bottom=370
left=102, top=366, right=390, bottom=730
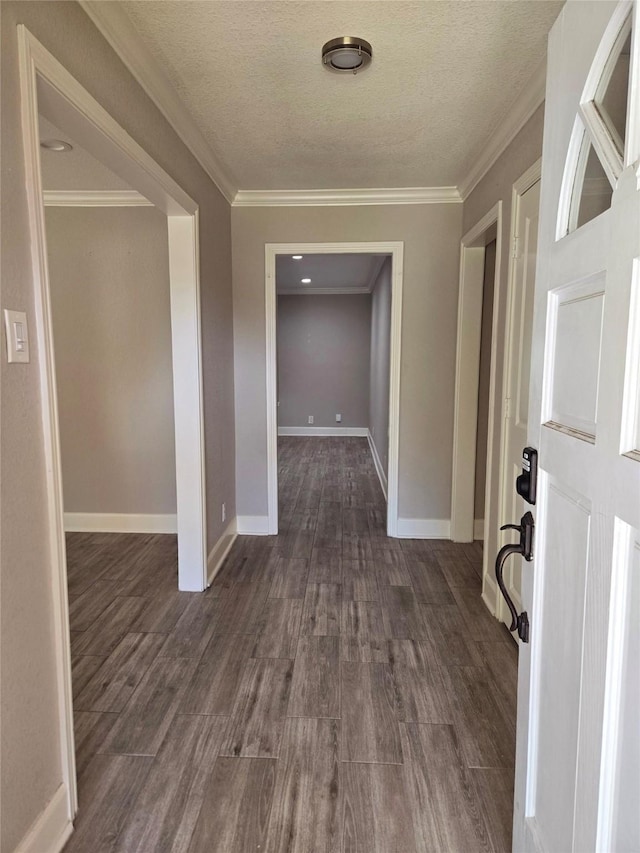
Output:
left=495, top=511, right=534, bottom=643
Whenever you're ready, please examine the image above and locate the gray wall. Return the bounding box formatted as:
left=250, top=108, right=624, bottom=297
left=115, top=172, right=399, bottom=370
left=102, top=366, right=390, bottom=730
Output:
left=231, top=203, right=463, bottom=522
left=46, top=206, right=177, bottom=516
left=463, top=104, right=544, bottom=547
left=277, top=294, right=371, bottom=428
left=1, top=3, right=235, bottom=848
left=369, top=258, right=392, bottom=477
left=474, top=240, right=496, bottom=520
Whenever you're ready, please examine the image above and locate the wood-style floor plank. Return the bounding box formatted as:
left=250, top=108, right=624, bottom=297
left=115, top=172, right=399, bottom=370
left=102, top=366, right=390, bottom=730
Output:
left=288, top=635, right=340, bottom=719
left=115, top=714, right=229, bottom=853
left=423, top=604, right=484, bottom=667
left=342, top=559, right=380, bottom=601
left=64, top=753, right=153, bottom=853
left=160, top=595, right=223, bottom=659
left=302, top=583, right=341, bottom=636
left=451, top=585, right=512, bottom=643
left=265, top=717, right=340, bottom=853
left=471, top=768, right=514, bottom=853
left=100, top=657, right=196, bottom=756
left=220, top=658, right=294, bottom=758
left=71, top=596, right=148, bottom=656
left=269, top=557, right=309, bottom=599
left=372, top=548, right=412, bottom=587
left=75, top=632, right=165, bottom=713
left=73, top=711, right=119, bottom=778
left=214, top=582, right=270, bottom=634
left=401, top=722, right=492, bottom=852
left=187, top=757, right=276, bottom=853
left=406, top=557, right=455, bottom=605
left=341, top=662, right=403, bottom=764
left=381, top=586, right=428, bottom=640
left=309, top=548, right=342, bottom=584
left=387, top=639, right=453, bottom=724
left=253, top=598, right=303, bottom=659
left=178, top=633, right=255, bottom=716
left=68, top=580, right=122, bottom=632
left=342, top=762, right=417, bottom=853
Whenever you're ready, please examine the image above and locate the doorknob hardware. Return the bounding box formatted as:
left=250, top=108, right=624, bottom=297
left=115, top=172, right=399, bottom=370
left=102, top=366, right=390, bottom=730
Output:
left=495, top=511, right=534, bottom=643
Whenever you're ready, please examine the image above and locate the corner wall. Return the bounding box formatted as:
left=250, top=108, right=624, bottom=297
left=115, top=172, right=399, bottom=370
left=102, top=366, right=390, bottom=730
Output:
left=369, top=256, right=392, bottom=481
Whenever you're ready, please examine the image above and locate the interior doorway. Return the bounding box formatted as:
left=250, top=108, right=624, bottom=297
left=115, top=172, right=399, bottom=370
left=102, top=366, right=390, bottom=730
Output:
left=18, top=26, right=207, bottom=821
left=265, top=242, right=404, bottom=537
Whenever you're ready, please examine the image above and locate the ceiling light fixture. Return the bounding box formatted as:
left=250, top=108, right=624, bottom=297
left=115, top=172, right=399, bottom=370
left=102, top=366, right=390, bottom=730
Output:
left=301, top=278, right=312, bottom=284
left=40, top=139, right=73, bottom=152
left=322, top=37, right=372, bottom=74
left=292, top=255, right=303, bottom=260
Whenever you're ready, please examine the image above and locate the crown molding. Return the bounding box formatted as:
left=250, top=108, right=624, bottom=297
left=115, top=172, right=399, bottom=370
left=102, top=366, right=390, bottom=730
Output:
left=278, top=286, right=372, bottom=296
left=233, top=186, right=462, bottom=207
left=43, top=189, right=152, bottom=206
left=79, top=1, right=237, bottom=204
left=458, top=57, right=547, bottom=201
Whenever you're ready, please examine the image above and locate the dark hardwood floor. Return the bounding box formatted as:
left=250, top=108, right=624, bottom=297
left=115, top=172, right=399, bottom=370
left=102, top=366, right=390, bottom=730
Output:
left=64, top=436, right=517, bottom=852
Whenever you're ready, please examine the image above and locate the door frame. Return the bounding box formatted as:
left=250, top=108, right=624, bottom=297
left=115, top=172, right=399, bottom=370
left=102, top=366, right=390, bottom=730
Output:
left=18, top=27, right=208, bottom=819
left=450, top=203, right=503, bottom=559
left=491, top=159, right=543, bottom=623
left=265, top=242, right=404, bottom=536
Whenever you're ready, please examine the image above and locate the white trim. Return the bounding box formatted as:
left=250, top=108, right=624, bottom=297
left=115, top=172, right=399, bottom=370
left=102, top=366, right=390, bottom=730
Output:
left=234, top=187, right=461, bottom=207
left=207, top=518, right=238, bottom=585
left=474, top=518, right=485, bottom=541
left=236, top=516, right=271, bottom=535
left=367, top=429, right=388, bottom=501
left=278, top=426, right=368, bottom=437
left=17, top=25, right=210, bottom=825
left=395, top=518, right=451, bottom=539
left=43, top=189, right=152, bottom=206
left=458, top=58, right=547, bottom=200
left=14, top=784, right=73, bottom=853
left=79, top=0, right=236, bottom=203
left=64, top=512, right=177, bottom=533
left=495, top=159, right=542, bottom=621
left=451, top=202, right=503, bottom=544
left=266, top=241, right=404, bottom=538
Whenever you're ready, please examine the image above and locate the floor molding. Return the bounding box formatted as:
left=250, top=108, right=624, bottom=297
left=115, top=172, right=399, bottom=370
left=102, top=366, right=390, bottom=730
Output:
left=367, top=430, right=388, bottom=501
left=278, top=426, right=369, bottom=437
left=206, top=519, right=237, bottom=585
left=474, top=518, right=485, bottom=541
left=15, top=784, right=73, bottom=853
left=236, top=515, right=271, bottom=535
left=64, top=512, right=177, bottom=534
left=396, top=517, right=451, bottom=539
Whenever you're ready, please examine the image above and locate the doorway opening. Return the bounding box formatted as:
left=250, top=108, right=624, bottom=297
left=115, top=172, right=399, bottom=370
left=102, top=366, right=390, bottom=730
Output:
left=264, top=242, right=404, bottom=537
left=18, top=26, right=207, bottom=821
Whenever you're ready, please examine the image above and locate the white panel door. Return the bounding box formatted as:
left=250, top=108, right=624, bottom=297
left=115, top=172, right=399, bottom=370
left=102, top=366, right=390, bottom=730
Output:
left=512, top=2, right=640, bottom=851
left=500, top=179, right=540, bottom=629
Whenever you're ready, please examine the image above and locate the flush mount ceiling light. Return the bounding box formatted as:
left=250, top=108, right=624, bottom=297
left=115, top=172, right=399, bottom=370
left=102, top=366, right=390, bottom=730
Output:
left=322, top=37, right=372, bottom=74
left=40, top=139, right=73, bottom=152
left=292, top=255, right=303, bottom=260
left=301, top=278, right=312, bottom=284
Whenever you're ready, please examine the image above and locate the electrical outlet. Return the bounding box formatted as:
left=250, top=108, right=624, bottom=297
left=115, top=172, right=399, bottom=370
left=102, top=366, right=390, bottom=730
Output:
left=336, top=413, right=342, bottom=423
left=308, top=415, right=314, bottom=424
left=221, top=503, right=226, bottom=523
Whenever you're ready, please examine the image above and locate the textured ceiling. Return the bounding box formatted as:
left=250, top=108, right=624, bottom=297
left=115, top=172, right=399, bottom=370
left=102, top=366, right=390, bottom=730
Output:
left=123, top=0, right=563, bottom=190
left=38, top=116, right=130, bottom=191
left=276, top=253, right=386, bottom=293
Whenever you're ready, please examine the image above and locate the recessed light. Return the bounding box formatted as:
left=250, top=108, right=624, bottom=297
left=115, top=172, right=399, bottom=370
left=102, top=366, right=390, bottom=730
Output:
left=301, top=278, right=312, bottom=284
left=292, top=255, right=303, bottom=260
left=40, top=139, right=73, bottom=152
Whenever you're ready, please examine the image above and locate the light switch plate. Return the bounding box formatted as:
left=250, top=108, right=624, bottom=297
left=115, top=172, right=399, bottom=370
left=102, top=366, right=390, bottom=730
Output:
left=4, top=309, right=30, bottom=363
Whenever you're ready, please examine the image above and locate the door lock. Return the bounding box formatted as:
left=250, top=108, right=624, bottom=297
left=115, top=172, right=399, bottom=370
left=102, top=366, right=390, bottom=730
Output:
left=495, top=511, right=534, bottom=642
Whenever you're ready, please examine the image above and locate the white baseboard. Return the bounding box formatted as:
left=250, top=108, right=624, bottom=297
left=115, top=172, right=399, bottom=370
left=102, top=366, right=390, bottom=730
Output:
left=207, top=519, right=237, bottom=585
left=64, top=512, right=177, bottom=534
left=278, top=426, right=369, bottom=437
left=15, top=784, right=73, bottom=853
left=474, top=518, right=485, bottom=540
left=367, top=430, right=388, bottom=501
left=395, top=517, right=451, bottom=539
left=236, top=515, right=271, bottom=535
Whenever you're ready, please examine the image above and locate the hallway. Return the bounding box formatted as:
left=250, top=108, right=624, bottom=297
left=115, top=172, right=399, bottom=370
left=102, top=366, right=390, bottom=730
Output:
left=66, top=437, right=516, bottom=852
